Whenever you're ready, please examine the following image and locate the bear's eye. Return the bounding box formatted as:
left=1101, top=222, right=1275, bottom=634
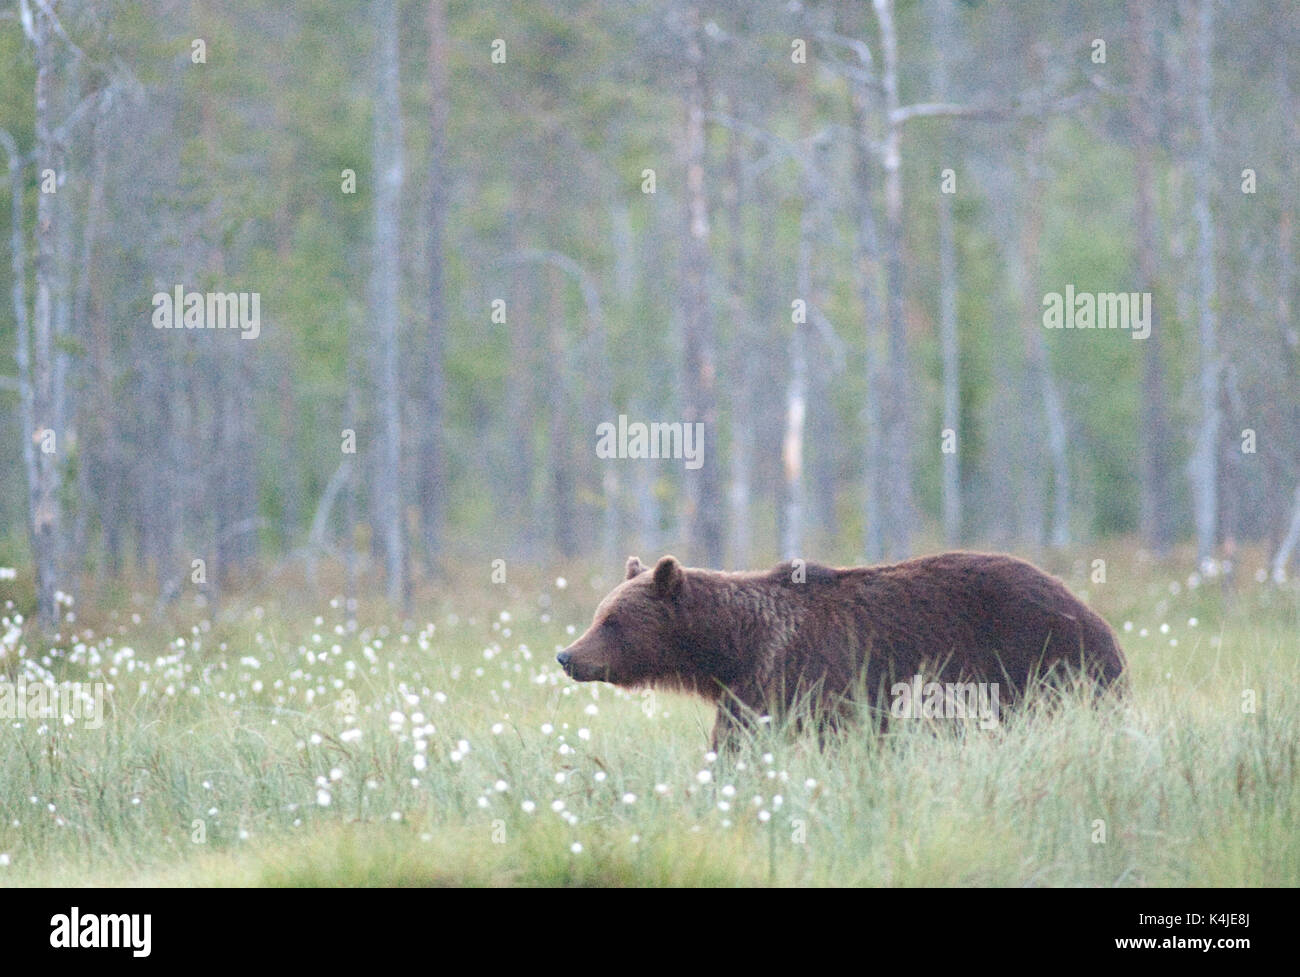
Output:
left=600, top=617, right=621, bottom=636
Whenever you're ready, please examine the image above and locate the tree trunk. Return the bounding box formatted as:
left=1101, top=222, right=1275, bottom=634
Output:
left=1188, top=0, right=1221, bottom=569
left=546, top=268, right=577, bottom=557
left=31, top=4, right=62, bottom=631
left=505, top=205, right=536, bottom=556
left=929, top=0, right=962, bottom=547
left=370, top=0, right=406, bottom=606
left=872, top=0, right=914, bottom=558
left=1129, top=0, right=1175, bottom=554
left=419, top=0, right=450, bottom=575
left=1017, top=120, right=1071, bottom=549
left=680, top=7, right=723, bottom=568
left=343, top=333, right=360, bottom=630
left=73, top=96, right=110, bottom=571
left=781, top=194, right=810, bottom=560
left=849, top=91, right=887, bottom=563
left=723, top=109, right=752, bottom=569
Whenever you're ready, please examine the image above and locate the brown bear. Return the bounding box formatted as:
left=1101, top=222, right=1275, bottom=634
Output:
left=557, top=552, right=1126, bottom=749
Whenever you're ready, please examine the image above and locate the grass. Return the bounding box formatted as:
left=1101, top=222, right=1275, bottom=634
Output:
left=0, top=548, right=1297, bottom=886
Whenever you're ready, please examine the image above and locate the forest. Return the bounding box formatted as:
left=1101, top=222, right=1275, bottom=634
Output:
left=1, top=0, right=1296, bottom=629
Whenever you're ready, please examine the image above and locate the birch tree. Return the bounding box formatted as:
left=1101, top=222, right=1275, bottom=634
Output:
left=680, top=5, right=723, bottom=568
left=1187, top=0, right=1221, bottom=569
left=370, top=0, right=406, bottom=606
left=418, top=0, right=450, bottom=573
left=928, top=0, right=961, bottom=546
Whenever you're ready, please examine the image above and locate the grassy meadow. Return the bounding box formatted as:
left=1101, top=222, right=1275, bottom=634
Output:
left=0, top=548, right=1297, bottom=887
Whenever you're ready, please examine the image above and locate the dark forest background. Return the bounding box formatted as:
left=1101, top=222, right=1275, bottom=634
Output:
left=2, top=0, right=1298, bottom=631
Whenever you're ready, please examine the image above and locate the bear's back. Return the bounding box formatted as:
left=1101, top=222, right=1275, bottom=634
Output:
left=773, top=551, right=1125, bottom=699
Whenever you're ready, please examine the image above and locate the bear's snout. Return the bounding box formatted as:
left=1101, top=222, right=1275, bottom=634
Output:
left=557, top=642, right=607, bottom=682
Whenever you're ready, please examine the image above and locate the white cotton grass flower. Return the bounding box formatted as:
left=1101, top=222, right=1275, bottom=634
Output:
left=521, top=800, right=536, bottom=814
left=570, top=841, right=582, bottom=854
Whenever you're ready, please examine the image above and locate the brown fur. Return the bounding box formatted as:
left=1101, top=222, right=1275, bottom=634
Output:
left=557, top=552, right=1126, bottom=749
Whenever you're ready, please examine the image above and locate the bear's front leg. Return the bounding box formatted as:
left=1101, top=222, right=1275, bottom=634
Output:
left=710, top=697, right=765, bottom=753
left=710, top=708, right=740, bottom=753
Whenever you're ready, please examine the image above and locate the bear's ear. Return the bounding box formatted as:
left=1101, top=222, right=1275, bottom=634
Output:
left=652, top=555, right=684, bottom=598
left=625, top=556, right=645, bottom=580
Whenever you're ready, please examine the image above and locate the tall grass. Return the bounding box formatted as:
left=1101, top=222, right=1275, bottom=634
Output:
left=0, top=554, right=1296, bottom=886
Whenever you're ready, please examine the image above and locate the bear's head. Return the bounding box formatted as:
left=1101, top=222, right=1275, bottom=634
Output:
left=556, top=554, right=704, bottom=691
